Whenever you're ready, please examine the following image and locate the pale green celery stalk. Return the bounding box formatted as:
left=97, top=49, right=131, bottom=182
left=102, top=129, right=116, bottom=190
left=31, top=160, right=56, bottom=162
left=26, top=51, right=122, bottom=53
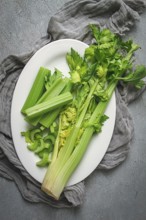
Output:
left=42, top=80, right=116, bottom=199
left=39, top=80, right=72, bottom=128
left=26, top=78, right=68, bottom=126
left=21, top=67, right=50, bottom=114
left=42, top=79, right=99, bottom=193
left=39, top=109, right=61, bottom=128
left=50, top=80, right=76, bottom=162
left=37, top=78, right=66, bottom=104
left=24, top=92, right=73, bottom=119
left=48, top=127, right=94, bottom=199
left=41, top=45, right=138, bottom=199
left=51, top=116, right=62, bottom=163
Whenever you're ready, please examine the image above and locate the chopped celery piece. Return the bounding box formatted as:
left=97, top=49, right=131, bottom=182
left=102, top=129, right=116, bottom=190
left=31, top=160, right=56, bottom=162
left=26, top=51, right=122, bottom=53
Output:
left=30, top=129, right=41, bottom=141
left=27, top=141, right=38, bottom=151
left=21, top=67, right=50, bottom=113
left=27, top=78, right=69, bottom=126
left=21, top=126, right=56, bottom=167
left=44, top=134, right=56, bottom=144
left=39, top=108, right=61, bottom=128
left=37, top=78, right=67, bottom=104
left=36, top=153, right=49, bottom=167
left=37, top=152, right=52, bottom=167
left=39, top=81, right=72, bottom=128
left=24, top=92, right=73, bottom=119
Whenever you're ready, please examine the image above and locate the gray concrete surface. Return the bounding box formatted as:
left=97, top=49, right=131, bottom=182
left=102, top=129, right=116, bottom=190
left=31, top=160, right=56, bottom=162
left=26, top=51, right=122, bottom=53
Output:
left=0, top=0, right=146, bottom=220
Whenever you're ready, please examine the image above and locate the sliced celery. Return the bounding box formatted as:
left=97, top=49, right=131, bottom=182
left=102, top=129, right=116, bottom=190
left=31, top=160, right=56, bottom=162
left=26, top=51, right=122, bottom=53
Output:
left=37, top=78, right=67, bottom=104
left=39, top=80, right=73, bottom=128
left=26, top=78, right=69, bottom=126
left=36, top=153, right=49, bottom=167
left=21, top=67, right=50, bottom=113
left=39, top=108, right=61, bottom=128
left=37, top=152, right=52, bottom=167
left=24, top=92, right=73, bottom=119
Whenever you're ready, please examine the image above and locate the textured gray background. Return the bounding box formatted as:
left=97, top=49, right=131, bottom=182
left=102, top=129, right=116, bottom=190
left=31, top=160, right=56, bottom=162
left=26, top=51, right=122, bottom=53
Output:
left=0, top=0, right=146, bottom=219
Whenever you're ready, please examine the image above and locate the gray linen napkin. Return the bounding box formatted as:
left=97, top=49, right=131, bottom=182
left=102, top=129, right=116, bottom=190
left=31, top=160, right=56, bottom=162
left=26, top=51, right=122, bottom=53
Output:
left=0, top=0, right=146, bottom=208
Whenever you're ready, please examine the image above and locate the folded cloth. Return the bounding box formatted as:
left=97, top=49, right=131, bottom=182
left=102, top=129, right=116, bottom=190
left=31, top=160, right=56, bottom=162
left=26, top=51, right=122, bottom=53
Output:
left=0, top=0, right=146, bottom=208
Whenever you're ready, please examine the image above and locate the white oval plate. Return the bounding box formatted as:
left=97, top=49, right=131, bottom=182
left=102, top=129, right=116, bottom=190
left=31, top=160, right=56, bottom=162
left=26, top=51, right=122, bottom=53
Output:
left=11, top=39, right=116, bottom=186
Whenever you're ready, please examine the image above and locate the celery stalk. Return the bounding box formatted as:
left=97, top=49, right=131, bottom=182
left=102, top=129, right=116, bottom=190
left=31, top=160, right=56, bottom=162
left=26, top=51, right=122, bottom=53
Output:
left=42, top=79, right=99, bottom=192
left=47, top=44, right=141, bottom=198
left=39, top=80, right=72, bottom=128
left=39, top=108, right=61, bottom=128
left=27, top=78, right=68, bottom=126
left=44, top=127, right=94, bottom=199
left=41, top=44, right=136, bottom=198
left=37, top=78, right=67, bottom=104
left=41, top=80, right=116, bottom=199
left=21, top=67, right=50, bottom=113
left=24, top=92, right=73, bottom=119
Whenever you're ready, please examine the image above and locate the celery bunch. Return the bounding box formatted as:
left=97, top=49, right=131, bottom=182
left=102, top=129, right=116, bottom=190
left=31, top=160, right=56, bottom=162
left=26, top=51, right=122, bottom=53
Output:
left=21, top=25, right=146, bottom=200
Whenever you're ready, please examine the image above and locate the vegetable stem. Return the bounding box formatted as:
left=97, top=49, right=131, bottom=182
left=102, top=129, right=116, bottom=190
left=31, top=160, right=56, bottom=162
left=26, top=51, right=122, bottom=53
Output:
left=42, top=79, right=99, bottom=194
left=24, top=92, right=73, bottom=119
left=21, top=67, right=49, bottom=113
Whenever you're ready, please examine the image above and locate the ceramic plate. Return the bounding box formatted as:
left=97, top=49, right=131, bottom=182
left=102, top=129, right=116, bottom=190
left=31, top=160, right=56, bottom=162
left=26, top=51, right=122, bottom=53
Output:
left=11, top=39, right=116, bottom=186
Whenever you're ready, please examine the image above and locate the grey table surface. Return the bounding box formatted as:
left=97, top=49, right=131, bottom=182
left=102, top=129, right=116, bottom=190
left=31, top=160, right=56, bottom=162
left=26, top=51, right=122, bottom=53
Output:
left=0, top=0, right=146, bottom=220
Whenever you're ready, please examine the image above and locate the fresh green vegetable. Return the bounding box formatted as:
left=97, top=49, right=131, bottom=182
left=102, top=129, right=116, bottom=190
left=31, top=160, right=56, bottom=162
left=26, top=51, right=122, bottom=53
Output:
left=26, top=69, right=70, bottom=126
left=37, top=78, right=67, bottom=104
left=41, top=25, right=146, bottom=199
left=39, top=79, right=73, bottom=128
left=21, top=123, right=58, bottom=166
left=21, top=25, right=146, bottom=200
left=21, top=67, right=50, bottom=113
left=24, top=92, right=73, bottom=119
